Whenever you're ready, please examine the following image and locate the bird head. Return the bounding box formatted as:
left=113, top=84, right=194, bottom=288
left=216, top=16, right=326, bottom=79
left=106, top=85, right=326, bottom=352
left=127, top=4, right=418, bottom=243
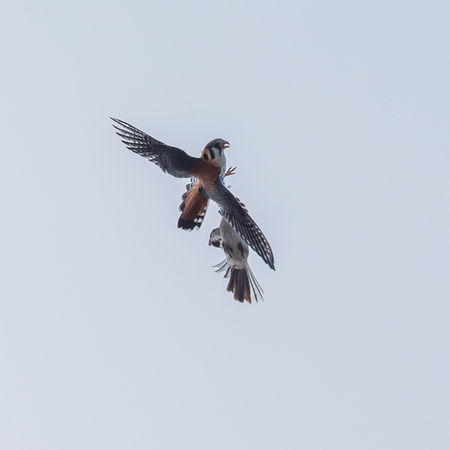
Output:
left=201, top=139, right=230, bottom=162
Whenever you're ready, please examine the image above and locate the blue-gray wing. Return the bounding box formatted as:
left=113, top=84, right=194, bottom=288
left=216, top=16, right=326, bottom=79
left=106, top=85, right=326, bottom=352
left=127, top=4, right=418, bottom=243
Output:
left=209, top=180, right=275, bottom=270
left=111, top=118, right=198, bottom=178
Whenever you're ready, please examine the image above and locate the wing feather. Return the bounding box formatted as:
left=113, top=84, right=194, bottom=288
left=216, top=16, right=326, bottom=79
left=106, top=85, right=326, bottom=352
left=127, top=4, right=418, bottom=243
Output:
left=209, top=181, right=275, bottom=270
left=111, top=118, right=198, bottom=178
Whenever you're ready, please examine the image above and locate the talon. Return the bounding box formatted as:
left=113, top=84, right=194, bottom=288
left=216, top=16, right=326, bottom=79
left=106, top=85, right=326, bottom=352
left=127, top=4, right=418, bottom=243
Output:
left=224, top=166, right=237, bottom=177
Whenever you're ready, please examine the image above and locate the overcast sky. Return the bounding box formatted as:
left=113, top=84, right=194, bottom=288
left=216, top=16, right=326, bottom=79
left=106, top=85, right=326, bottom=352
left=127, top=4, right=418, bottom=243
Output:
left=1, top=1, right=449, bottom=449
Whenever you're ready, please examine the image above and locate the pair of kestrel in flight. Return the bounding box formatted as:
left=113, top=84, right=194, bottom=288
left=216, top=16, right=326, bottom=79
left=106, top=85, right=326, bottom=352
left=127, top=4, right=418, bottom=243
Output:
left=112, top=118, right=274, bottom=303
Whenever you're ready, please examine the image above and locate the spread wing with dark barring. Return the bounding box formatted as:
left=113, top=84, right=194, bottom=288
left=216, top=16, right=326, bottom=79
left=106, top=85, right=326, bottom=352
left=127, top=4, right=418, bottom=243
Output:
left=209, top=180, right=275, bottom=270
left=111, top=118, right=198, bottom=179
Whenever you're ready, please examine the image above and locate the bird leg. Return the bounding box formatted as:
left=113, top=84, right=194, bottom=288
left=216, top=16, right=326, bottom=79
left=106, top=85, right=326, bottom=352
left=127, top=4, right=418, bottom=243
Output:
left=224, top=166, right=237, bottom=177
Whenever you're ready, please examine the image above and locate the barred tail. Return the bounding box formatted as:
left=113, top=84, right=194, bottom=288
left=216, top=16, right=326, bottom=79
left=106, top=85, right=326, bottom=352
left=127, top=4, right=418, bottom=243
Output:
left=178, top=180, right=209, bottom=231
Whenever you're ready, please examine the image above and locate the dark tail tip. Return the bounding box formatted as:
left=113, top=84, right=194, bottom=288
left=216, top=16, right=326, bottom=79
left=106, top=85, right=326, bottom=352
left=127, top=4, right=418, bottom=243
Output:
left=177, top=216, right=197, bottom=231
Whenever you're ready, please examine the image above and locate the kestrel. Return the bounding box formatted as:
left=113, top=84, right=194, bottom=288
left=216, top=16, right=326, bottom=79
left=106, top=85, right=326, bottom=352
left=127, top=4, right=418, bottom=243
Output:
left=178, top=166, right=236, bottom=231
left=111, top=118, right=275, bottom=270
left=209, top=218, right=263, bottom=303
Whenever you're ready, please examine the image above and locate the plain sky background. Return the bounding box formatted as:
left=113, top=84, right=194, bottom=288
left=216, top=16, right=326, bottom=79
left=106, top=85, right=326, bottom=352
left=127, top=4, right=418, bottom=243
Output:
left=1, top=1, right=449, bottom=449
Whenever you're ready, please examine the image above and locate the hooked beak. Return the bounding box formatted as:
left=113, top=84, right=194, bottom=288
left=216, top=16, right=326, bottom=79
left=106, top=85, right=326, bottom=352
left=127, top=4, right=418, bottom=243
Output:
left=223, top=141, right=230, bottom=149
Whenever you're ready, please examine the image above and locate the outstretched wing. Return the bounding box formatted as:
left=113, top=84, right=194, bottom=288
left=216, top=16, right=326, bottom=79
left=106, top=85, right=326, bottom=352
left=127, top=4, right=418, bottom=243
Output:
left=208, top=180, right=275, bottom=270
left=111, top=118, right=198, bottom=178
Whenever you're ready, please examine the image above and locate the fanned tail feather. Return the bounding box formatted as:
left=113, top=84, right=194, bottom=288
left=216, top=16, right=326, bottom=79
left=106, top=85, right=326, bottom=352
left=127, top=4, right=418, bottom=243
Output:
left=178, top=180, right=209, bottom=231
left=226, top=267, right=263, bottom=304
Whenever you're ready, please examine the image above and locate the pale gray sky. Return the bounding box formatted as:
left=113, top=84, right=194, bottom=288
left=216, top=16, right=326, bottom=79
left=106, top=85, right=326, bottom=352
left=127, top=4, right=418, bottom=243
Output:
left=1, top=1, right=449, bottom=449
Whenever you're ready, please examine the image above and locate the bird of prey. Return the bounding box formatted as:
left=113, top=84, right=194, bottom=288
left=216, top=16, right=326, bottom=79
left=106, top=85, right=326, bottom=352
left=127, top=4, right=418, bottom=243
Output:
left=111, top=118, right=275, bottom=270
left=178, top=166, right=236, bottom=231
left=209, top=218, right=263, bottom=303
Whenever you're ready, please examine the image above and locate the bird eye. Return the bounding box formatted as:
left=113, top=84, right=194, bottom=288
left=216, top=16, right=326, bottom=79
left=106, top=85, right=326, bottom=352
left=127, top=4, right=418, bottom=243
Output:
left=203, top=153, right=208, bottom=160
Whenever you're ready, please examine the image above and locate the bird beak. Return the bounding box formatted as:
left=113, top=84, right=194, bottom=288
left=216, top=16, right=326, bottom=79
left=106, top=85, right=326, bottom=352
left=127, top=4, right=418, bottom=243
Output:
left=223, top=141, right=230, bottom=149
